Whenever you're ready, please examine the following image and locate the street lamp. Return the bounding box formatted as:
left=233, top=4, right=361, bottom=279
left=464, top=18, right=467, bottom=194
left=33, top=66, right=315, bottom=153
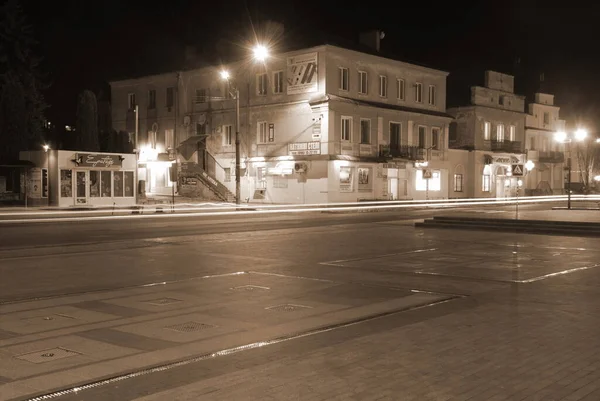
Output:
left=253, top=45, right=269, bottom=62
left=554, top=129, right=587, bottom=209
left=43, top=144, right=50, bottom=204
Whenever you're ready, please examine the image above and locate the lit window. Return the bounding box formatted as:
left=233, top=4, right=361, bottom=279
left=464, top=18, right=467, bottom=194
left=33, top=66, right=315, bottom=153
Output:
left=223, top=125, right=233, bottom=146
left=484, top=122, right=491, bottom=140
left=509, top=125, right=516, bottom=142
left=454, top=174, right=463, bottom=192
left=482, top=175, right=491, bottom=192
left=359, top=71, right=368, bottom=94
left=416, top=170, right=441, bottom=191
left=379, top=75, right=387, bottom=97
left=496, top=124, right=505, bottom=142
left=339, top=67, right=349, bottom=91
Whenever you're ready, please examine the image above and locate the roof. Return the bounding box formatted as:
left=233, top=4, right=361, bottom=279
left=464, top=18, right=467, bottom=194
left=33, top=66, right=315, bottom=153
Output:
left=315, top=94, right=453, bottom=119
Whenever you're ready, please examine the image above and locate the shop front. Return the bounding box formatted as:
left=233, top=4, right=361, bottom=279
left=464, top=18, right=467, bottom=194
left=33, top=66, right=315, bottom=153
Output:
left=20, top=150, right=137, bottom=207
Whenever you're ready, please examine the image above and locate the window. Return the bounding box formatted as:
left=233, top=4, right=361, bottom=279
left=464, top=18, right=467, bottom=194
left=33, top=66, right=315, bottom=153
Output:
left=339, top=67, right=349, bottom=91
left=166, top=87, right=174, bottom=108
left=341, top=116, right=352, bottom=141
left=418, top=126, right=426, bottom=149
left=415, top=82, right=423, bottom=103
left=496, top=124, right=505, bottom=142
left=165, top=129, right=174, bottom=149
left=358, top=167, right=373, bottom=191
left=530, top=137, right=536, bottom=150
left=101, top=171, right=111, bottom=197
left=358, top=71, right=368, bottom=94
left=195, top=89, right=206, bottom=103
left=257, top=121, right=268, bottom=143
left=60, top=170, right=72, bottom=197
left=379, top=75, right=387, bottom=97
left=543, top=112, right=550, bottom=125
left=431, top=127, right=441, bottom=150
left=196, top=123, right=206, bottom=136
left=416, top=170, right=441, bottom=191
left=484, top=121, right=491, bottom=140
left=128, top=93, right=136, bottom=109
left=273, top=71, right=283, bottom=94
left=428, top=85, right=436, bottom=106
left=223, top=125, right=233, bottom=146
left=257, top=73, right=267, bottom=95
left=360, top=119, right=371, bottom=144
left=397, top=79, right=405, bottom=100
left=113, top=171, right=124, bottom=197
left=454, top=174, right=463, bottom=192
left=224, top=168, right=231, bottom=182
left=390, top=122, right=401, bottom=150
left=89, top=171, right=100, bottom=197
left=482, top=175, right=491, bottom=192
left=148, top=90, right=156, bottom=109
left=124, top=172, right=134, bottom=197
left=509, top=125, right=516, bottom=142
left=449, top=122, right=458, bottom=141
left=499, top=96, right=504, bottom=106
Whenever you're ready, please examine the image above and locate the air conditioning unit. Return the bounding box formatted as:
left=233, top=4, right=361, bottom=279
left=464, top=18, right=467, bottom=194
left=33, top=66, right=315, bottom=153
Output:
left=294, top=162, right=308, bottom=173
left=183, top=115, right=191, bottom=126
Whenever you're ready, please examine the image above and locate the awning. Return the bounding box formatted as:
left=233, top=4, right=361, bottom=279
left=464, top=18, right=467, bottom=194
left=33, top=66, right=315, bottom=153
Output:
left=177, top=135, right=205, bottom=160
left=536, top=162, right=548, bottom=171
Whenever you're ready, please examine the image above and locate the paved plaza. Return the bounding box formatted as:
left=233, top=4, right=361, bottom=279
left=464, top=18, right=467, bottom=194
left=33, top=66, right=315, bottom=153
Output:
left=1, top=207, right=600, bottom=400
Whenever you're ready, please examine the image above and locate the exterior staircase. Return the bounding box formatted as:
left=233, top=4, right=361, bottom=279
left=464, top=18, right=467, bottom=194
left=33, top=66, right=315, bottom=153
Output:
left=179, top=162, right=236, bottom=203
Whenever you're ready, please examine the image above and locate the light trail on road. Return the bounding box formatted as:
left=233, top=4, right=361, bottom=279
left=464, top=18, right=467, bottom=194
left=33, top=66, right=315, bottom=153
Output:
left=1, top=195, right=597, bottom=224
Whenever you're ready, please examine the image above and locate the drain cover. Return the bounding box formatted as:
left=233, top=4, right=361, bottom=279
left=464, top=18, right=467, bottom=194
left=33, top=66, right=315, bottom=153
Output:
left=145, top=298, right=182, bottom=306
left=231, top=285, right=270, bottom=291
left=166, top=322, right=215, bottom=333
left=266, top=304, right=312, bottom=312
left=15, top=347, right=80, bottom=364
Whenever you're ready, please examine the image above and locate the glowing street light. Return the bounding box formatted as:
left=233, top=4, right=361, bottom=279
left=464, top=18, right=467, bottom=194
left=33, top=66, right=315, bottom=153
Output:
left=574, top=128, right=588, bottom=141
left=525, top=160, right=535, bottom=172
left=43, top=144, right=50, bottom=152
left=554, top=131, right=567, bottom=143
left=253, top=44, right=269, bottom=62
left=220, top=70, right=230, bottom=80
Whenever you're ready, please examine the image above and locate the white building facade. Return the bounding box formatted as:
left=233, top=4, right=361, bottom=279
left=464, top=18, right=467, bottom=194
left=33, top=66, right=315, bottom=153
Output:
left=110, top=36, right=454, bottom=204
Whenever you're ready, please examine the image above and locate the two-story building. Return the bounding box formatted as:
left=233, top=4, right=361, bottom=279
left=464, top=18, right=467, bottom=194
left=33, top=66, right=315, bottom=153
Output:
left=110, top=30, right=454, bottom=204
left=524, top=92, right=566, bottom=195
left=448, top=71, right=527, bottom=198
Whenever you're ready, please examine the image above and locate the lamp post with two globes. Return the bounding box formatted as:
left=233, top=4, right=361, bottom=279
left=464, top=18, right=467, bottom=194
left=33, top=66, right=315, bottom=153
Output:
left=219, top=45, right=269, bottom=205
left=554, top=129, right=588, bottom=210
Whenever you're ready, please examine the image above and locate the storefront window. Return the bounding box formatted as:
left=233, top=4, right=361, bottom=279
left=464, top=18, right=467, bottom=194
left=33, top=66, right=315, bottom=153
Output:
left=339, top=166, right=353, bottom=192
left=124, top=171, right=134, bottom=197
left=114, top=171, right=124, bottom=197
left=416, top=169, right=441, bottom=191
left=60, top=170, right=72, bottom=197
left=357, top=167, right=373, bottom=191
left=101, top=171, right=111, bottom=197
left=76, top=171, right=86, bottom=198
left=89, top=171, right=100, bottom=197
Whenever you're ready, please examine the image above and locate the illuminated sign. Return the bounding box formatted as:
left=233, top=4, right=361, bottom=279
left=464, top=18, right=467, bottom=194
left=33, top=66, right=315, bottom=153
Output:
left=76, top=153, right=123, bottom=168
left=288, top=141, right=321, bottom=156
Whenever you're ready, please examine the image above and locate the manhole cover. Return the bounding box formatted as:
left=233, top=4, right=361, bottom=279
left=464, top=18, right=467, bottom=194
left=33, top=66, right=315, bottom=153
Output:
left=266, top=304, right=312, bottom=312
left=231, top=285, right=270, bottom=291
left=145, top=298, right=182, bottom=306
left=166, top=322, right=215, bottom=333
left=15, top=347, right=81, bottom=364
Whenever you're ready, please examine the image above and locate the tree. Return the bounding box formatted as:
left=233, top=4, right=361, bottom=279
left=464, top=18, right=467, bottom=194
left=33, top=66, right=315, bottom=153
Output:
left=75, top=90, right=99, bottom=151
left=574, top=140, right=600, bottom=193
left=0, top=0, right=47, bottom=163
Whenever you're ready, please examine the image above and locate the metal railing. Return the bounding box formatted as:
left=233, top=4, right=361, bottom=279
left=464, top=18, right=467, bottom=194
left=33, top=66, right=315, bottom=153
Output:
left=491, top=140, right=522, bottom=153
left=538, top=151, right=565, bottom=163
left=379, top=145, right=425, bottom=160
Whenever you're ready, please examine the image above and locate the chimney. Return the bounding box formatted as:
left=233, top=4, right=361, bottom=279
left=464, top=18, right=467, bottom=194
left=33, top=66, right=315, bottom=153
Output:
left=359, top=30, right=384, bottom=52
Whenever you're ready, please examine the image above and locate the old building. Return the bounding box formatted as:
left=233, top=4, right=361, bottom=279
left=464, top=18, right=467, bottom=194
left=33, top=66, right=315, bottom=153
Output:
left=110, top=30, right=454, bottom=204
left=524, top=92, right=566, bottom=195
left=448, top=71, right=527, bottom=198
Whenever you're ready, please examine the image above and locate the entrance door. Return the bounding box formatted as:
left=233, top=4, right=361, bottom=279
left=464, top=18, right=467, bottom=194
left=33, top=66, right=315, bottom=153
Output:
left=76, top=171, right=87, bottom=204
left=495, top=176, right=505, bottom=198
left=389, top=178, right=398, bottom=200
left=390, top=123, right=401, bottom=151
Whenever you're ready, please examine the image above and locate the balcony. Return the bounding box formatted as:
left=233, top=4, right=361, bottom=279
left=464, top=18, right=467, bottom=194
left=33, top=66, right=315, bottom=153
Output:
left=491, top=140, right=521, bottom=153
left=380, top=145, right=425, bottom=160
left=538, top=151, right=565, bottom=163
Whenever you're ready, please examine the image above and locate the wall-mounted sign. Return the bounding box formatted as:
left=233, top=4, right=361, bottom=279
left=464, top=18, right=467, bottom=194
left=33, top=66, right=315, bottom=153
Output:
left=76, top=153, right=123, bottom=168
left=288, top=141, right=321, bottom=156
left=287, top=52, right=318, bottom=95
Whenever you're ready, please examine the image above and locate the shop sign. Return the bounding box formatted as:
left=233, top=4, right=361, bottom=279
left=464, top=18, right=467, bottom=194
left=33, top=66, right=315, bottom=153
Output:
left=76, top=153, right=123, bottom=168
left=288, top=141, right=321, bottom=156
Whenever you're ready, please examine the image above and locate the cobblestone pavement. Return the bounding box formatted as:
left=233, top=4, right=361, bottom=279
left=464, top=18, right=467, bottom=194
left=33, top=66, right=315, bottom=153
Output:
left=2, top=209, right=600, bottom=401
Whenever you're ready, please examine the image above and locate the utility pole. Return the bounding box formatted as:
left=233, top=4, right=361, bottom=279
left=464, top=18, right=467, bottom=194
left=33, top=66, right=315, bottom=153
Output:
left=235, top=88, right=241, bottom=205
left=134, top=105, right=139, bottom=205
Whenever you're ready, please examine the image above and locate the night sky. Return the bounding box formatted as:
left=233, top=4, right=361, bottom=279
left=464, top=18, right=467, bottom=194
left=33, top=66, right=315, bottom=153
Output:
left=25, top=0, right=600, bottom=133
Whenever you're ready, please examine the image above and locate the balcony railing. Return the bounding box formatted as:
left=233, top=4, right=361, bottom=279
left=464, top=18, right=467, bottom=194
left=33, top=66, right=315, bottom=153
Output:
left=538, top=151, right=565, bottom=163
left=379, top=145, right=425, bottom=160
left=491, top=140, right=522, bottom=153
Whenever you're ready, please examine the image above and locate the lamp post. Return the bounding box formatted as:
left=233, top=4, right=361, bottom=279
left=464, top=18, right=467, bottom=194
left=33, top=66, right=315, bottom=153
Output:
left=43, top=144, right=50, bottom=205
left=555, top=129, right=587, bottom=210
left=219, top=44, right=270, bottom=205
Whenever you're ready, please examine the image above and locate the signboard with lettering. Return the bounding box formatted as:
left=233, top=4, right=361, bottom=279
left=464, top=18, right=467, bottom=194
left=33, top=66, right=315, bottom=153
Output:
left=76, top=153, right=123, bottom=168
left=288, top=141, right=321, bottom=156
left=287, top=52, right=318, bottom=95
